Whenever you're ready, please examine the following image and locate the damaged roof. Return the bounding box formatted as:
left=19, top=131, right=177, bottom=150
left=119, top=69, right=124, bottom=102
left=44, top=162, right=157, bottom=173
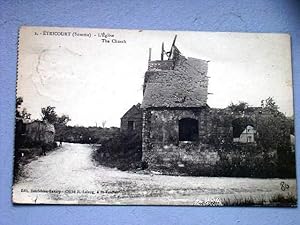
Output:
left=142, top=56, right=208, bottom=108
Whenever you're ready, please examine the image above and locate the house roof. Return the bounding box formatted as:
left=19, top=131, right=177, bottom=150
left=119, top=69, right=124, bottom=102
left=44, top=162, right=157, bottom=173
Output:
left=121, top=103, right=142, bottom=119
left=142, top=56, right=208, bottom=108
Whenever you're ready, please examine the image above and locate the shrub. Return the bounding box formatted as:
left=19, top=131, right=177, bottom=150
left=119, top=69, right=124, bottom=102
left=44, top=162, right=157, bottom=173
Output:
left=93, top=131, right=142, bottom=170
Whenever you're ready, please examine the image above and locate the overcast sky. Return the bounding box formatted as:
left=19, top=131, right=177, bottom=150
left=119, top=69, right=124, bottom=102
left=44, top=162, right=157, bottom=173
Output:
left=17, top=27, right=293, bottom=127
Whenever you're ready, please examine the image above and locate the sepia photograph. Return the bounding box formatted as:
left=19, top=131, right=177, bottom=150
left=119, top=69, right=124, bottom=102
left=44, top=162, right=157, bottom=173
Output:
left=13, top=26, right=296, bottom=206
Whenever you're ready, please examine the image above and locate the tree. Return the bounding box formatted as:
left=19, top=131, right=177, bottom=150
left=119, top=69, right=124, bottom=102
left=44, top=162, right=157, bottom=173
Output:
left=256, top=97, right=289, bottom=147
left=41, top=106, right=71, bottom=141
left=56, top=114, right=71, bottom=126
left=16, top=96, right=31, bottom=120
left=41, top=106, right=57, bottom=124
left=16, top=97, right=23, bottom=117
left=256, top=97, right=295, bottom=177
left=261, top=97, right=280, bottom=115
left=54, top=114, right=71, bottom=139
left=101, top=120, right=107, bottom=128
left=41, top=106, right=70, bottom=126
left=228, top=101, right=249, bottom=113
left=20, top=108, right=31, bottom=120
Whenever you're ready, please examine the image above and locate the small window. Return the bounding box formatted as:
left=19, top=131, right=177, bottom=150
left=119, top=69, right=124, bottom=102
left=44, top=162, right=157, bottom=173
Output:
left=247, top=136, right=252, bottom=142
left=179, top=118, right=199, bottom=141
left=128, top=121, right=135, bottom=131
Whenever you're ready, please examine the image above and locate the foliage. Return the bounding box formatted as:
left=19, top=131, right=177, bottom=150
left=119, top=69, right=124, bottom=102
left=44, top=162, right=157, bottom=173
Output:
left=16, top=96, right=23, bottom=117
left=257, top=98, right=295, bottom=177
left=41, top=106, right=57, bottom=124
left=201, top=97, right=296, bottom=178
left=56, top=125, right=119, bottom=143
left=20, top=108, right=31, bottom=120
left=214, top=145, right=278, bottom=178
left=16, top=97, right=31, bottom=120
left=54, top=114, right=71, bottom=140
left=41, top=106, right=71, bottom=141
left=56, top=114, right=71, bottom=126
left=92, top=131, right=142, bottom=170
left=228, top=101, right=249, bottom=113
left=261, top=97, right=279, bottom=112
left=101, top=120, right=107, bottom=128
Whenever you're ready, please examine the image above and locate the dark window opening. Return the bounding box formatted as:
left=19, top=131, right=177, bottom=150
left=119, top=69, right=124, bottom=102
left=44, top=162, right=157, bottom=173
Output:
left=179, top=118, right=199, bottom=141
left=232, top=118, right=254, bottom=138
left=128, top=121, right=135, bottom=131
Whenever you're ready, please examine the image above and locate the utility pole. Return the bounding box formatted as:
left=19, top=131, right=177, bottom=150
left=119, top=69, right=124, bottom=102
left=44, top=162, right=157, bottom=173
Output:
left=148, top=48, right=152, bottom=61
left=161, top=42, right=164, bottom=60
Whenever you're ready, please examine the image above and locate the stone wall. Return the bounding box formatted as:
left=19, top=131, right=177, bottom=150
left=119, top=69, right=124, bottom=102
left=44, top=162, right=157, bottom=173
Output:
left=121, top=113, right=142, bottom=133
left=142, top=108, right=215, bottom=174
left=142, top=107, right=284, bottom=177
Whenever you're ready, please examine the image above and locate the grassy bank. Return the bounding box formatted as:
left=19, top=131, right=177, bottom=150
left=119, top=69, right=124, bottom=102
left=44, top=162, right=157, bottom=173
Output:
left=92, top=132, right=143, bottom=171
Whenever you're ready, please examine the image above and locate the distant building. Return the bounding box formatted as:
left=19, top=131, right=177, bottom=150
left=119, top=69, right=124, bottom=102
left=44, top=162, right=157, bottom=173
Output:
left=25, top=120, right=55, bottom=144
left=120, top=103, right=142, bottom=133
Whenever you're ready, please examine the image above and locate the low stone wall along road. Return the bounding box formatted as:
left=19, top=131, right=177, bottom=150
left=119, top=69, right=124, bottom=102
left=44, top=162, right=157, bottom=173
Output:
left=13, top=143, right=296, bottom=205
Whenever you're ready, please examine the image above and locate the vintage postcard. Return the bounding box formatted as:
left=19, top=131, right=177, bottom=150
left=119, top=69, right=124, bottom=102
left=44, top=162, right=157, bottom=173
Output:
left=13, top=26, right=296, bottom=206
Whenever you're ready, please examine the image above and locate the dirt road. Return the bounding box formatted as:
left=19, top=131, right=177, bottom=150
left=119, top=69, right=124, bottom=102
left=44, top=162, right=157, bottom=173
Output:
left=13, top=143, right=296, bottom=205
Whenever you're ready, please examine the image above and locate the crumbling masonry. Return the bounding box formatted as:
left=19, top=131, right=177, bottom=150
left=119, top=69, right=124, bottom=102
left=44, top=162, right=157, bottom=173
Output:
left=138, top=36, right=283, bottom=177
left=119, top=37, right=293, bottom=177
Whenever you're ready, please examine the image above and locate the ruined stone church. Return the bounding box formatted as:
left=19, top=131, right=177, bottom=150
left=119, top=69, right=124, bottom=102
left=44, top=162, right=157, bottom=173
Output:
left=121, top=36, right=285, bottom=177
left=141, top=36, right=214, bottom=172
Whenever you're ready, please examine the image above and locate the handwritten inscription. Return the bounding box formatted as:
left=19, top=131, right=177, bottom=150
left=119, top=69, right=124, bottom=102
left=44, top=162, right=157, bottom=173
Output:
left=280, top=181, right=289, bottom=191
